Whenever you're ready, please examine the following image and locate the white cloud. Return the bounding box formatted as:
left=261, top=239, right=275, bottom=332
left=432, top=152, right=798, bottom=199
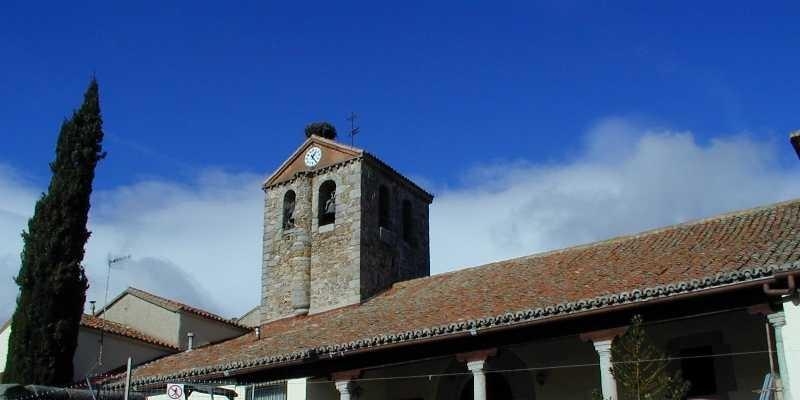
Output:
left=0, top=169, right=264, bottom=322
left=1, top=118, right=799, bottom=323
left=85, top=170, right=265, bottom=318
left=429, top=118, right=800, bottom=272
left=0, top=165, right=41, bottom=321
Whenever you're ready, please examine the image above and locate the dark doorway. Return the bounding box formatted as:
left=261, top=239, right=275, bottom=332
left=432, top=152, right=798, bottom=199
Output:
left=681, top=346, right=717, bottom=397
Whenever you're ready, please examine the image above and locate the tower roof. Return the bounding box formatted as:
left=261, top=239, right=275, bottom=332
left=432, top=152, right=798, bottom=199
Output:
left=262, top=135, right=362, bottom=188
left=262, top=135, right=433, bottom=201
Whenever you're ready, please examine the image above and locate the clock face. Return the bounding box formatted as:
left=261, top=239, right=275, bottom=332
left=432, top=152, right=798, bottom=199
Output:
left=304, top=146, right=322, bottom=167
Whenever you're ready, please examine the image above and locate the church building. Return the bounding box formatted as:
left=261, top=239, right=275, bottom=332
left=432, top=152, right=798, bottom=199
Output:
left=113, top=135, right=800, bottom=400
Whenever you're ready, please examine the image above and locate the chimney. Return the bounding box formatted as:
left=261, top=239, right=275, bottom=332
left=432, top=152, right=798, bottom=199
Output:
left=791, top=131, right=800, bottom=160
left=187, top=332, right=195, bottom=351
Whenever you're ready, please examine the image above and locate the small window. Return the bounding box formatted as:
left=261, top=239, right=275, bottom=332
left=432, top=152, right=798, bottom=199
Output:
left=318, top=180, right=336, bottom=226
left=246, top=384, right=287, bottom=400
left=282, top=190, right=296, bottom=230
left=681, top=346, right=716, bottom=396
left=379, top=185, right=391, bottom=229
left=402, top=199, right=414, bottom=244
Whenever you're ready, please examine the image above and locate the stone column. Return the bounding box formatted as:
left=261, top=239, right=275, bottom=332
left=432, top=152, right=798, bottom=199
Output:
left=457, top=349, right=496, bottom=400
left=289, top=229, right=311, bottom=314
left=290, top=173, right=312, bottom=315
left=769, top=312, right=790, bottom=400
left=467, top=359, right=488, bottom=400
left=581, top=328, right=624, bottom=400
left=335, top=380, right=354, bottom=400
left=593, top=340, right=618, bottom=400
left=333, top=370, right=360, bottom=400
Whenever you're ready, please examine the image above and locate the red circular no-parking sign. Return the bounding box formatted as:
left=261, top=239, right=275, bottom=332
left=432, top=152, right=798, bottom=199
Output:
left=167, top=384, right=183, bottom=399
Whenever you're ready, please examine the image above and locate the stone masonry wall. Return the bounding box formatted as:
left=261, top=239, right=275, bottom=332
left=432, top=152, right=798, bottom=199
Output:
left=308, top=160, right=362, bottom=313
left=262, top=154, right=431, bottom=322
left=359, top=160, right=430, bottom=301
left=262, top=160, right=364, bottom=321
left=261, top=173, right=313, bottom=322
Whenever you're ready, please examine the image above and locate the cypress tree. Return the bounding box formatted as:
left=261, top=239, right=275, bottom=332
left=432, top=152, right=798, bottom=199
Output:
left=3, top=79, right=105, bottom=385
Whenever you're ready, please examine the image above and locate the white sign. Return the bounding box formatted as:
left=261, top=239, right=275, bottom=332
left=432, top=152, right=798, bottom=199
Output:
left=166, top=384, right=185, bottom=400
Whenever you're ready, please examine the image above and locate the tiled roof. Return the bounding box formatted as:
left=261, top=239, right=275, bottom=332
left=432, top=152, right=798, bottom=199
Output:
left=130, top=198, right=800, bottom=384
left=80, top=315, right=178, bottom=350
left=106, top=287, right=249, bottom=330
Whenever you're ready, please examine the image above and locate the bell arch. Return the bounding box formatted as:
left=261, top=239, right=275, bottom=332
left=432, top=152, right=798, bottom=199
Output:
left=318, top=180, right=336, bottom=226
left=282, top=190, right=296, bottom=230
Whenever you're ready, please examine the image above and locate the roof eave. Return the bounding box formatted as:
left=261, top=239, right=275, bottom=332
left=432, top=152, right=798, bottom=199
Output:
left=362, top=153, right=434, bottom=202
left=127, top=261, right=800, bottom=386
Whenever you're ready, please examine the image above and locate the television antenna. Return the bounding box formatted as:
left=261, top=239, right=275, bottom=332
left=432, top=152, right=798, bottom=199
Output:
left=97, top=253, right=131, bottom=365
left=346, top=112, right=360, bottom=146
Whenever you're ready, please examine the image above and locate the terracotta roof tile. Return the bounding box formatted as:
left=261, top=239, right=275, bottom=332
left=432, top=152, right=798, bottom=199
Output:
left=130, top=198, right=800, bottom=384
left=81, top=315, right=178, bottom=350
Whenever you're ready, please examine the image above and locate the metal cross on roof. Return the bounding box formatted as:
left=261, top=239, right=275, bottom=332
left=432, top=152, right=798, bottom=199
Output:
left=347, top=112, right=360, bottom=146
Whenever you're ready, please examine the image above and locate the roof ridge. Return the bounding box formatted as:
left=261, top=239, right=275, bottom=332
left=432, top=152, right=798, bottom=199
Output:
left=124, top=287, right=180, bottom=311
left=422, top=197, right=800, bottom=280
left=81, top=314, right=178, bottom=350
left=237, top=305, right=260, bottom=319
left=362, top=152, right=434, bottom=201
left=124, top=287, right=248, bottom=330
left=312, top=134, right=364, bottom=153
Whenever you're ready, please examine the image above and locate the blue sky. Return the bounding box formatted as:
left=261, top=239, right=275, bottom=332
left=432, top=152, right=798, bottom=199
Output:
left=2, top=1, right=799, bottom=188
left=1, top=1, right=800, bottom=318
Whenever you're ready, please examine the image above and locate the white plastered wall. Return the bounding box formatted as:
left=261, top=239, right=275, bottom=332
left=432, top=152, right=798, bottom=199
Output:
left=73, top=328, right=174, bottom=381
left=783, top=297, right=800, bottom=400
left=178, top=312, right=247, bottom=350
left=102, top=295, right=179, bottom=347
left=0, top=323, right=11, bottom=377
left=287, top=378, right=308, bottom=400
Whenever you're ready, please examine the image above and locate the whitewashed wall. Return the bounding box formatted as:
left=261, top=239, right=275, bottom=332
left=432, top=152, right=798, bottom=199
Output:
left=178, top=312, right=248, bottom=350
left=73, top=328, right=173, bottom=381
left=0, top=322, right=11, bottom=377
left=103, top=295, right=180, bottom=347
left=782, top=298, right=800, bottom=400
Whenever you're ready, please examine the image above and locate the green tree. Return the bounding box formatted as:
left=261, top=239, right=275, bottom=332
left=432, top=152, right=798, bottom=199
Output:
left=304, top=121, right=337, bottom=140
left=594, top=315, right=689, bottom=400
left=3, top=79, right=106, bottom=385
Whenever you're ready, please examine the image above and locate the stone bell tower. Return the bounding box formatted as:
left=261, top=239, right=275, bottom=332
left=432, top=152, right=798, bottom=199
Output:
left=260, top=135, right=433, bottom=323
